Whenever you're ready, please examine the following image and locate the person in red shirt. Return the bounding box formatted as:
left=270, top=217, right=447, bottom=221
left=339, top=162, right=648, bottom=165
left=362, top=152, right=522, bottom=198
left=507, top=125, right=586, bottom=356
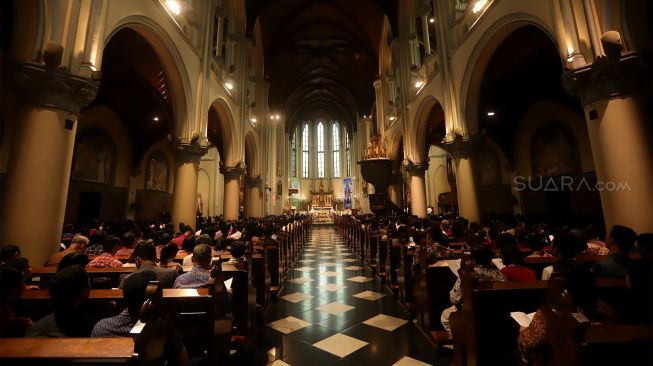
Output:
left=498, top=234, right=536, bottom=282
left=86, top=237, right=123, bottom=268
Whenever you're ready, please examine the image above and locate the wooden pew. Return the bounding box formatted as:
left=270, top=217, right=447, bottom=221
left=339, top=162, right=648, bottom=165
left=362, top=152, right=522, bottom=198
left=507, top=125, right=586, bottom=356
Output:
left=448, top=272, right=630, bottom=366
left=0, top=338, right=136, bottom=365
left=31, top=266, right=136, bottom=289
left=544, top=277, right=653, bottom=366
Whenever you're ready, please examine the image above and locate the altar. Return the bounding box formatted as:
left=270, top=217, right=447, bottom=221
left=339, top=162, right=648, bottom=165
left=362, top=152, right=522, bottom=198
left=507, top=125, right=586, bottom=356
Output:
left=310, top=181, right=334, bottom=224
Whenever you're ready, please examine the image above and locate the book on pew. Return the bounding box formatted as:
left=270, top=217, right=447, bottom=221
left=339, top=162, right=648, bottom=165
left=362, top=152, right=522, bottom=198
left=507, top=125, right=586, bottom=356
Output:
left=511, top=311, right=590, bottom=328
left=492, top=258, right=505, bottom=270
left=432, top=259, right=461, bottom=277
left=511, top=312, right=536, bottom=327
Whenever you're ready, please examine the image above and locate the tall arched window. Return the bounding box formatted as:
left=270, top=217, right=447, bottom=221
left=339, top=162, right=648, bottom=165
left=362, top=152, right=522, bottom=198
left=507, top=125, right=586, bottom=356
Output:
left=332, top=123, right=340, bottom=178
left=290, top=131, right=297, bottom=177
left=317, top=122, right=325, bottom=178
left=302, top=124, right=309, bottom=178
left=345, top=131, right=351, bottom=177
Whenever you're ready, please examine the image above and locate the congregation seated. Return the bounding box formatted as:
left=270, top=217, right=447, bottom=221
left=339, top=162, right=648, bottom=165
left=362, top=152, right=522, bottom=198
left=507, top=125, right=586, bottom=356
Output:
left=591, top=224, right=637, bottom=278
left=86, top=236, right=123, bottom=268
left=498, top=234, right=537, bottom=282
left=541, top=229, right=587, bottom=281
left=441, top=244, right=507, bottom=334
left=518, top=266, right=615, bottom=364
left=27, top=265, right=96, bottom=337
left=0, top=267, right=32, bottom=337
left=57, top=252, right=90, bottom=272
left=173, top=244, right=212, bottom=289
left=160, top=242, right=182, bottom=270
left=47, top=235, right=88, bottom=267
left=115, top=231, right=137, bottom=257
left=84, top=229, right=106, bottom=256
left=121, top=244, right=179, bottom=289
left=526, top=232, right=553, bottom=258
left=182, top=234, right=211, bottom=266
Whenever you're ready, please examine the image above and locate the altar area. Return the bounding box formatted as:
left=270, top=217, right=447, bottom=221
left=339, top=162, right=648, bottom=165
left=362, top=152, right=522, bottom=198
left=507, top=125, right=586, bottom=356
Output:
left=309, top=182, right=334, bottom=224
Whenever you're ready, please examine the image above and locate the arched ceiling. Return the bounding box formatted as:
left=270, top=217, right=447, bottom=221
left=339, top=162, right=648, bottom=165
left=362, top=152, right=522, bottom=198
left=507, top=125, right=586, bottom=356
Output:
left=246, top=0, right=398, bottom=133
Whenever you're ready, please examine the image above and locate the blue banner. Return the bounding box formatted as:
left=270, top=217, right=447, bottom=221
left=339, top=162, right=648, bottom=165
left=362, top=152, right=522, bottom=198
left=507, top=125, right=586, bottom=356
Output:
left=343, top=177, right=353, bottom=209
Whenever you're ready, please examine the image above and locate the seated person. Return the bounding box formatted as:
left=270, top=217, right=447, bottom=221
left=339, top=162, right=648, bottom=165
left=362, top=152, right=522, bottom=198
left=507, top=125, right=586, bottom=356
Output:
left=0, top=245, right=21, bottom=264
left=441, top=244, right=507, bottom=333
left=582, top=224, right=609, bottom=255
left=115, top=232, right=137, bottom=257
left=612, top=233, right=652, bottom=324
left=173, top=244, right=212, bottom=288
left=227, top=241, right=247, bottom=270
left=159, top=243, right=182, bottom=270
left=182, top=235, right=211, bottom=266
left=541, top=230, right=586, bottom=280
left=27, top=265, right=96, bottom=337
left=592, top=224, right=637, bottom=278
left=92, top=271, right=189, bottom=366
left=498, top=234, right=536, bottom=282
left=84, top=230, right=106, bottom=256
left=424, top=226, right=453, bottom=264
left=518, top=267, right=614, bottom=364
left=57, top=252, right=90, bottom=272
left=86, top=236, right=123, bottom=268
left=526, top=232, right=553, bottom=258
left=122, top=244, right=179, bottom=289
left=46, top=235, right=88, bottom=267
left=0, top=267, right=32, bottom=337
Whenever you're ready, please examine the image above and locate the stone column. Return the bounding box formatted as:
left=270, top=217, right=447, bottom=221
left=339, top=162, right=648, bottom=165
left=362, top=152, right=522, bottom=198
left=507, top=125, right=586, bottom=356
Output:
left=245, top=175, right=262, bottom=218
left=220, top=163, right=245, bottom=221
left=445, top=137, right=481, bottom=223
left=405, top=161, right=429, bottom=217
left=1, top=62, right=98, bottom=265
left=172, top=144, right=206, bottom=231
left=563, top=39, right=652, bottom=232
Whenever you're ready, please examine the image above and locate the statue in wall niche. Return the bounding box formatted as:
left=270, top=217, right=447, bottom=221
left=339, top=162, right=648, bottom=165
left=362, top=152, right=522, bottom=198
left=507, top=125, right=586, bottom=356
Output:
left=532, top=126, right=579, bottom=177
left=146, top=154, right=169, bottom=191
left=196, top=194, right=204, bottom=217
left=73, top=132, right=115, bottom=184
left=277, top=180, right=282, bottom=199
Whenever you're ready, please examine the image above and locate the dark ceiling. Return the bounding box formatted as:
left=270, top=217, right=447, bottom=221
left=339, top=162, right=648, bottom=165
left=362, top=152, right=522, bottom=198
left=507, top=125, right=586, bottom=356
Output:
left=246, top=0, right=397, bottom=133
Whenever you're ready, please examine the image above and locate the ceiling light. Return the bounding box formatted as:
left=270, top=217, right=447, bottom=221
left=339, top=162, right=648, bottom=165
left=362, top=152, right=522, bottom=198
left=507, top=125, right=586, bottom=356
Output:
left=250, top=117, right=257, bottom=123
left=166, top=0, right=182, bottom=16
left=473, top=0, right=489, bottom=14
left=153, top=116, right=160, bottom=121
left=414, top=80, right=425, bottom=88
left=389, top=115, right=396, bottom=121
left=224, top=82, right=233, bottom=90
left=487, top=111, right=495, bottom=116
left=429, top=18, right=435, bottom=23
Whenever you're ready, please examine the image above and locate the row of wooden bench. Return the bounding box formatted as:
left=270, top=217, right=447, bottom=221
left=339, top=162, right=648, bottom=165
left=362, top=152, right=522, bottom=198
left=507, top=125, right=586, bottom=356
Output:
left=336, top=217, right=652, bottom=366
left=1, top=217, right=313, bottom=365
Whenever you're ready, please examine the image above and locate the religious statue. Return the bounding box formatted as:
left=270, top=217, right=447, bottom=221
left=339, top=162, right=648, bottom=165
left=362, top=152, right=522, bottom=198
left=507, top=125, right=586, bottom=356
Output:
left=363, top=135, right=387, bottom=159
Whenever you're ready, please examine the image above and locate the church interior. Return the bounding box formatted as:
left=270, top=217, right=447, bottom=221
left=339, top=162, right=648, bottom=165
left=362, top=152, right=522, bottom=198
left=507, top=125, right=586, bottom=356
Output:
left=0, top=0, right=651, bottom=365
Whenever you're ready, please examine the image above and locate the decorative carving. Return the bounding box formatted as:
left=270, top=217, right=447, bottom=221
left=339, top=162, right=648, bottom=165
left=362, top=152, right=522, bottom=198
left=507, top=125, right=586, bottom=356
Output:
left=562, top=53, right=647, bottom=106
left=444, top=134, right=481, bottom=159
left=402, top=159, right=429, bottom=177
left=175, top=143, right=206, bottom=164
left=11, top=62, right=99, bottom=115
left=363, top=135, right=387, bottom=159
left=219, top=161, right=246, bottom=180
left=245, top=175, right=262, bottom=187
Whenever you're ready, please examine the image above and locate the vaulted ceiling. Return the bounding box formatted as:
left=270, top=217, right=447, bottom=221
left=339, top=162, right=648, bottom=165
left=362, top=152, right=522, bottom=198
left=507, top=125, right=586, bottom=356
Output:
left=246, top=0, right=397, bottom=133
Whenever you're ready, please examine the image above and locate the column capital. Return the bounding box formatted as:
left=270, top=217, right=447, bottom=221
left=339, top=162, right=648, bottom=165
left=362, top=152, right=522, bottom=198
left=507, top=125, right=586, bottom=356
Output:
left=175, top=143, right=207, bottom=164
left=562, top=53, right=648, bottom=106
left=220, top=161, right=246, bottom=180
left=245, top=174, right=262, bottom=187
left=373, top=79, right=383, bottom=89
left=402, top=159, right=429, bottom=176
left=11, top=62, right=99, bottom=115
left=444, top=134, right=481, bottom=159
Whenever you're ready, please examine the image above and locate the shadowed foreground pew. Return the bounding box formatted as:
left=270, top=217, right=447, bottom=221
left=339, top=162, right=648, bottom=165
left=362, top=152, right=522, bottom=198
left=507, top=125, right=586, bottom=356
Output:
left=0, top=338, right=136, bottom=365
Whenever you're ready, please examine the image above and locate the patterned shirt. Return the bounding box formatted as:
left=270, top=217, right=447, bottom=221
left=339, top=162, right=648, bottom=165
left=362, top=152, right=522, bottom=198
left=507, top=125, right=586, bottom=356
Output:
left=85, top=244, right=104, bottom=256
left=91, top=309, right=135, bottom=337
left=86, top=252, right=123, bottom=268
left=449, top=266, right=507, bottom=305
left=173, top=265, right=210, bottom=288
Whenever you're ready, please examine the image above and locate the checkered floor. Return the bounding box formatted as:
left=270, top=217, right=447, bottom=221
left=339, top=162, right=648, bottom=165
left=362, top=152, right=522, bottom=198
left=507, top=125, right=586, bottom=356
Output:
left=261, top=226, right=437, bottom=366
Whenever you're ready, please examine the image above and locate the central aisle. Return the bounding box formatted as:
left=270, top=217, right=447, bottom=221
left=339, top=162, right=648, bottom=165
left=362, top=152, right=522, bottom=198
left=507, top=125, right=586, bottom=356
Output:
left=261, top=225, right=438, bottom=366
